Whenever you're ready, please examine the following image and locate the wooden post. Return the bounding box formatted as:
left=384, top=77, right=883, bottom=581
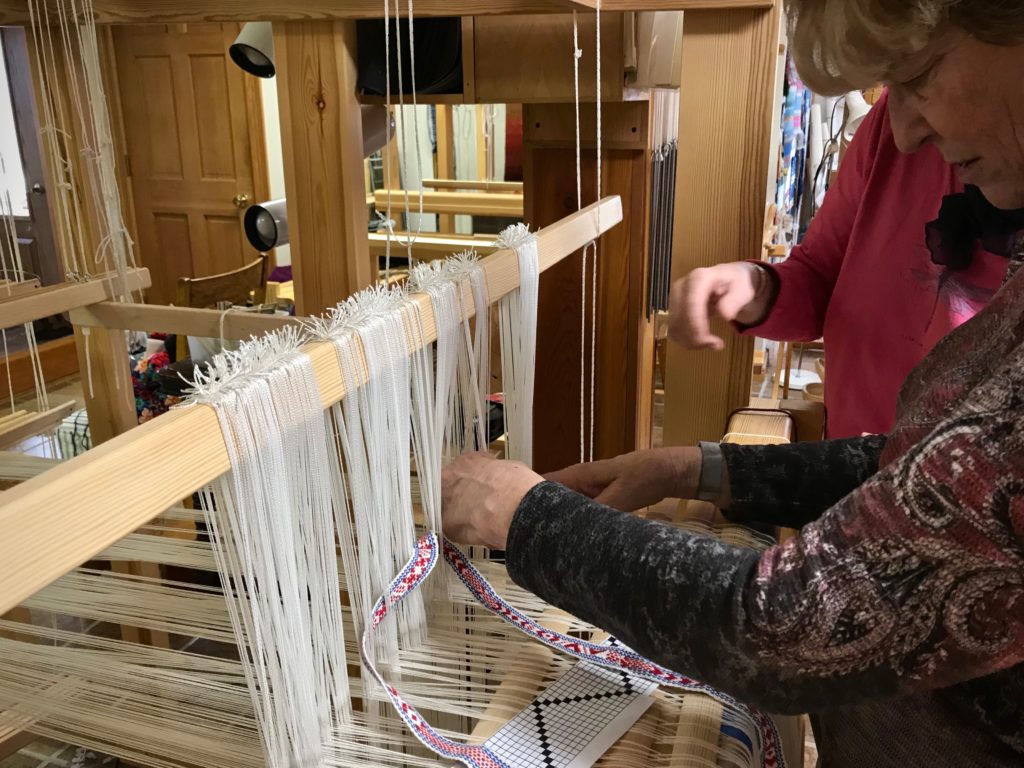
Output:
left=275, top=20, right=374, bottom=315
left=435, top=105, right=456, bottom=233
left=73, top=324, right=169, bottom=647
left=523, top=101, right=652, bottom=473
left=662, top=6, right=783, bottom=447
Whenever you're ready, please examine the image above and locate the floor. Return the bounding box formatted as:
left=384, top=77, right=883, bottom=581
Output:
left=0, top=740, right=76, bottom=768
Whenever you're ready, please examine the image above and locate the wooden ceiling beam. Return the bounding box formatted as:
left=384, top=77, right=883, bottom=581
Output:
left=0, top=0, right=771, bottom=25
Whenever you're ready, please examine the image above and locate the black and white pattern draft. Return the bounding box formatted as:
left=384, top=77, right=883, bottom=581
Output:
left=484, top=642, right=657, bottom=768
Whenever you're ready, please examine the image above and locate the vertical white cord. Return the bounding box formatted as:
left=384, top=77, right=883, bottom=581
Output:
left=382, top=0, right=393, bottom=282
left=589, top=0, right=602, bottom=461
left=572, top=9, right=602, bottom=462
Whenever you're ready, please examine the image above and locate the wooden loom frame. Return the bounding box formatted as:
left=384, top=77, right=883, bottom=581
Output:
left=1, top=0, right=784, bottom=471
left=0, top=197, right=621, bottom=616
left=0, top=198, right=806, bottom=767
left=0, top=0, right=792, bottom=758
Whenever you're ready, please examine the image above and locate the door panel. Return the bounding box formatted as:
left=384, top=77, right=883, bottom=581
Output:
left=115, top=24, right=264, bottom=305
left=1, top=27, right=60, bottom=289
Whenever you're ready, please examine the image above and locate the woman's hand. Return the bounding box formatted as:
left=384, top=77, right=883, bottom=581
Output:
left=441, top=452, right=544, bottom=549
left=668, top=262, right=775, bottom=350
left=545, top=447, right=701, bottom=512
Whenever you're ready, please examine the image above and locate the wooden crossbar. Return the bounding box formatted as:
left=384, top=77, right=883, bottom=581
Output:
left=0, top=0, right=773, bottom=25
left=373, top=189, right=524, bottom=218
left=0, top=197, right=622, bottom=614
left=422, top=179, right=523, bottom=193
left=0, top=278, right=41, bottom=300
left=368, top=232, right=500, bottom=262
left=70, top=302, right=303, bottom=339
left=0, top=403, right=75, bottom=451
left=0, top=270, right=151, bottom=331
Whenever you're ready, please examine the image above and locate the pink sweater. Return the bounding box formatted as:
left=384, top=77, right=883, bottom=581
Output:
left=749, top=92, right=1008, bottom=438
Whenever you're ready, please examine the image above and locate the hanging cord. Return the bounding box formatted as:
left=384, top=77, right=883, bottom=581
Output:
left=572, top=7, right=602, bottom=463
left=572, top=13, right=586, bottom=462
left=81, top=326, right=95, bottom=399
left=589, top=0, right=602, bottom=462
left=382, top=0, right=393, bottom=282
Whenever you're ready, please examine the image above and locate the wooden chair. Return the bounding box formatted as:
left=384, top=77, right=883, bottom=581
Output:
left=174, top=254, right=270, bottom=360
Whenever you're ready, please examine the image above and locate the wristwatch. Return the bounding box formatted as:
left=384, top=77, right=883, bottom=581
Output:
left=696, top=441, right=723, bottom=502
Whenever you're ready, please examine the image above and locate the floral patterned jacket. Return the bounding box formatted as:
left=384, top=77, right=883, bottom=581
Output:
left=505, top=252, right=1024, bottom=766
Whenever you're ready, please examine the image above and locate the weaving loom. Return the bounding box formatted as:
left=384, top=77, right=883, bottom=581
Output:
left=0, top=197, right=799, bottom=768
left=0, top=0, right=802, bottom=764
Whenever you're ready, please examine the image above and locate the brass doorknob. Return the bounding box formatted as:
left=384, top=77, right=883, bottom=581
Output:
left=233, top=193, right=250, bottom=209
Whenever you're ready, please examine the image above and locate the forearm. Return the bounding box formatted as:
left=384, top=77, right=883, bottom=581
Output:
left=508, top=443, right=1024, bottom=716
left=658, top=435, right=886, bottom=529
left=716, top=434, right=887, bottom=528
left=507, top=483, right=889, bottom=714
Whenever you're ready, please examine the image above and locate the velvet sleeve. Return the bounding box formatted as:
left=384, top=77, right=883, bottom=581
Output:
left=720, top=434, right=887, bottom=529
left=506, top=403, right=1024, bottom=715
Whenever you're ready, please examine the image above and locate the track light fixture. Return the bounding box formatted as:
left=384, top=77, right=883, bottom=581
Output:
left=229, top=22, right=275, bottom=78
left=244, top=198, right=287, bottom=250
left=242, top=107, right=394, bottom=252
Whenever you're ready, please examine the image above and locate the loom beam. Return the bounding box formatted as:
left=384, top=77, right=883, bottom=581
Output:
left=0, top=269, right=150, bottom=331
left=0, top=0, right=773, bottom=25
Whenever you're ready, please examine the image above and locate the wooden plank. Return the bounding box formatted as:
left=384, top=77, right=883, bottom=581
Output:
left=423, top=179, right=522, bottom=193
left=475, top=105, right=489, bottom=182
left=0, top=269, right=150, bottom=331
left=524, top=103, right=651, bottom=472
left=0, top=337, right=79, bottom=404
left=275, top=20, right=374, bottom=315
left=0, top=0, right=774, bottom=25
left=473, top=13, right=624, bottom=104
left=0, top=197, right=622, bottom=616
left=578, top=0, right=773, bottom=7
left=662, top=6, right=783, bottom=447
left=460, top=16, right=477, bottom=103
left=0, top=403, right=75, bottom=451
left=359, top=92, right=467, bottom=106
left=69, top=302, right=303, bottom=339
left=432, top=108, right=457, bottom=233
left=0, top=278, right=41, bottom=300
left=524, top=101, right=648, bottom=151
left=373, top=189, right=524, bottom=217
left=368, top=233, right=499, bottom=262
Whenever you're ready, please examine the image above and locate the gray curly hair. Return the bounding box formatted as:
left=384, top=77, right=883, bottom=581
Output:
left=786, top=0, right=1024, bottom=94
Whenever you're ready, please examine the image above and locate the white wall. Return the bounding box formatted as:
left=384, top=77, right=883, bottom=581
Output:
left=259, top=76, right=291, bottom=267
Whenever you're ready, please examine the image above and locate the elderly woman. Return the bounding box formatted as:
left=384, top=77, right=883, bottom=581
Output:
left=669, top=88, right=1015, bottom=439
left=441, top=2, right=1024, bottom=766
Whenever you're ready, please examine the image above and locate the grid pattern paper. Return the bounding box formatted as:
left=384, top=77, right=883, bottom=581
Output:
left=485, top=641, right=656, bottom=768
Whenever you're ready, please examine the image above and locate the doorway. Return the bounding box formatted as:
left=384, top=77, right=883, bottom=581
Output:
left=112, top=23, right=270, bottom=305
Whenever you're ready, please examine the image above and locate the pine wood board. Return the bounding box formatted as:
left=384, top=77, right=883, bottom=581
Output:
left=373, top=189, right=525, bottom=218
left=423, top=179, right=523, bottom=193
left=0, top=0, right=774, bottom=24
left=661, top=5, right=783, bottom=447
left=368, top=233, right=500, bottom=262
left=0, top=403, right=76, bottom=451
left=0, top=269, right=150, bottom=332
left=70, top=302, right=303, bottom=339
left=0, top=278, right=41, bottom=301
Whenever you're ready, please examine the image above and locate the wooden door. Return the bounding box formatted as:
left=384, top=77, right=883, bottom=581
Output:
left=0, top=27, right=60, bottom=289
left=113, top=24, right=267, bottom=305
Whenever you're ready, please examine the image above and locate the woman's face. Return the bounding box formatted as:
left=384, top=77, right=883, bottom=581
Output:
left=887, top=34, right=1024, bottom=209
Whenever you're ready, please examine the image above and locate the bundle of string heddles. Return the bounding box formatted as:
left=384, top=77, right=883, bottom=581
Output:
left=184, top=227, right=537, bottom=767
left=189, top=326, right=350, bottom=768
